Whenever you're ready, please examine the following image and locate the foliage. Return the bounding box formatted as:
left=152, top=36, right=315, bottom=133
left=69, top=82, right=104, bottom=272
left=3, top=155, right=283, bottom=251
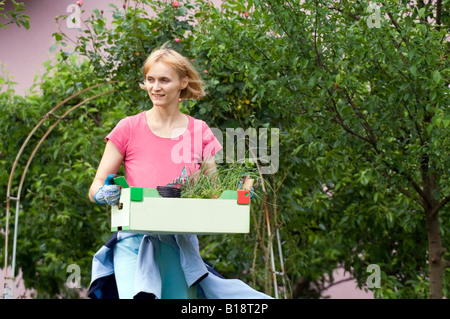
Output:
left=0, top=54, right=123, bottom=297
left=192, top=0, right=449, bottom=299
left=181, top=162, right=260, bottom=199
left=0, top=0, right=449, bottom=299
left=0, top=0, right=29, bottom=30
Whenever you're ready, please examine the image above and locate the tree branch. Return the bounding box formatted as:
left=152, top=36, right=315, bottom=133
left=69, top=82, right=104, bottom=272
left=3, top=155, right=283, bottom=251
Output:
left=266, top=2, right=294, bottom=41
left=385, top=11, right=411, bottom=68
left=325, top=90, right=374, bottom=145
left=435, top=0, right=442, bottom=30
left=382, top=159, right=426, bottom=202
left=313, top=1, right=325, bottom=70
left=398, top=186, right=424, bottom=207
left=327, top=5, right=360, bottom=21
left=342, top=88, right=378, bottom=150
left=431, top=194, right=450, bottom=218
left=386, top=11, right=409, bottom=46
left=321, top=277, right=355, bottom=293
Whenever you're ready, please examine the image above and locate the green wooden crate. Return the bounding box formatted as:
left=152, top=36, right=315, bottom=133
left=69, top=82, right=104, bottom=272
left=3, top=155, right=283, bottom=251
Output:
left=111, top=182, right=250, bottom=234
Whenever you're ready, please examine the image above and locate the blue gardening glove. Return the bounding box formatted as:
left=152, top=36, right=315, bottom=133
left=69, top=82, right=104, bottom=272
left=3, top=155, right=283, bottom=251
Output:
left=94, top=174, right=121, bottom=205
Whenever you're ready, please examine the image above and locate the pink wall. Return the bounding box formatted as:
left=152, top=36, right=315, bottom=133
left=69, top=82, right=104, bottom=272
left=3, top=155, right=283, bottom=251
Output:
left=0, top=0, right=124, bottom=95
left=0, top=0, right=372, bottom=299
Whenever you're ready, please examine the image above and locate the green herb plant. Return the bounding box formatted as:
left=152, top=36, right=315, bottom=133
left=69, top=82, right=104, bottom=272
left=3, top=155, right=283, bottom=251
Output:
left=181, top=162, right=261, bottom=200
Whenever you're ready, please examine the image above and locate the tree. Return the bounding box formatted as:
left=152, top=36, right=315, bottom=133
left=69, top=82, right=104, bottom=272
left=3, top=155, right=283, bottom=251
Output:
left=193, top=0, right=449, bottom=298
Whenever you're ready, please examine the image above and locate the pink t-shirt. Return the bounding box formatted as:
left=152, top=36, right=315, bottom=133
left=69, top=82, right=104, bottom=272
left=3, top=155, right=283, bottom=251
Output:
left=106, top=111, right=222, bottom=188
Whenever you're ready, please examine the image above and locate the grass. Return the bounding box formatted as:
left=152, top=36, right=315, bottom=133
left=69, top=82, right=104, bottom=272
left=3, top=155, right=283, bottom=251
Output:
left=181, top=162, right=261, bottom=199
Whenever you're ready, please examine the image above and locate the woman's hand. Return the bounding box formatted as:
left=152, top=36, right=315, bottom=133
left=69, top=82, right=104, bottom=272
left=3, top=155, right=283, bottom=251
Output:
left=93, top=174, right=121, bottom=205
left=89, top=141, right=124, bottom=203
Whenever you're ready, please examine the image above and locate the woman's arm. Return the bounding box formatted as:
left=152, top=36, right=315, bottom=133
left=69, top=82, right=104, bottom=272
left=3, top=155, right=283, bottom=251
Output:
left=88, top=141, right=124, bottom=202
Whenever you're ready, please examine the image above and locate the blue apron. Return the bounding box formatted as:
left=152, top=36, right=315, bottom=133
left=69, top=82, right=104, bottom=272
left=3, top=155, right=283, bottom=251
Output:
left=88, top=232, right=273, bottom=299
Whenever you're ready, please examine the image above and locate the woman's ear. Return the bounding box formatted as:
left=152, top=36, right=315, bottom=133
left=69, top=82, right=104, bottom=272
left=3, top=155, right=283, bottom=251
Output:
left=181, top=76, right=189, bottom=90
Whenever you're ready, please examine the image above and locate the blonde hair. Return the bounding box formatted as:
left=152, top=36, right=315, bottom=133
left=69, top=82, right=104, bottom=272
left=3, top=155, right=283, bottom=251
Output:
left=139, top=43, right=205, bottom=100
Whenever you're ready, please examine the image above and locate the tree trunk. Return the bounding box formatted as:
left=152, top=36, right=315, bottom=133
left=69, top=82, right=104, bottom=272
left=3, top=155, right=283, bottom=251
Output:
left=425, top=208, right=445, bottom=299
left=422, top=136, right=445, bottom=298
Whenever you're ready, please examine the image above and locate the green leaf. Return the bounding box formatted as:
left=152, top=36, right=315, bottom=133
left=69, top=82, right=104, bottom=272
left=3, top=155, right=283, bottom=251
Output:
left=335, top=73, right=341, bottom=85
left=49, top=43, right=58, bottom=52
left=432, top=70, right=441, bottom=83
left=409, top=65, right=417, bottom=77
left=418, top=7, right=425, bottom=18
left=53, top=32, right=63, bottom=42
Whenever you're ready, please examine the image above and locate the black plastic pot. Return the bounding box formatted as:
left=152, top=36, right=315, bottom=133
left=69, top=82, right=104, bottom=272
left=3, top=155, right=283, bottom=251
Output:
left=156, top=186, right=181, bottom=198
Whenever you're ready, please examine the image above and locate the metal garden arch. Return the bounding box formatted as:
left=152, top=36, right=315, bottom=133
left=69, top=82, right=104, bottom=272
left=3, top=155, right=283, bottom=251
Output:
left=2, top=81, right=117, bottom=298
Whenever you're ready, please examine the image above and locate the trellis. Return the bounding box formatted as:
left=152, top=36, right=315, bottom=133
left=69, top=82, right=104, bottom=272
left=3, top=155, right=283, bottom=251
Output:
left=2, top=82, right=117, bottom=298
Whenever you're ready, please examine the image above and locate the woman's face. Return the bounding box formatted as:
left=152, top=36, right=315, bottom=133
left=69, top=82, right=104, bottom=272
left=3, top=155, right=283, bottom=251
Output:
left=144, top=61, right=188, bottom=108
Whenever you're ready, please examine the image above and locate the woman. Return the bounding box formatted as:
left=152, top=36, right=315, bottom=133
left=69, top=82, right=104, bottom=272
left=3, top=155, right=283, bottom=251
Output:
left=87, top=44, right=272, bottom=299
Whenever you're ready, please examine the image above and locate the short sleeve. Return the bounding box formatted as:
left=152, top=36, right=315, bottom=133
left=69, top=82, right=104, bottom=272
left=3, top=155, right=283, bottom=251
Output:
left=105, top=117, right=131, bottom=156
left=202, top=121, right=222, bottom=160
